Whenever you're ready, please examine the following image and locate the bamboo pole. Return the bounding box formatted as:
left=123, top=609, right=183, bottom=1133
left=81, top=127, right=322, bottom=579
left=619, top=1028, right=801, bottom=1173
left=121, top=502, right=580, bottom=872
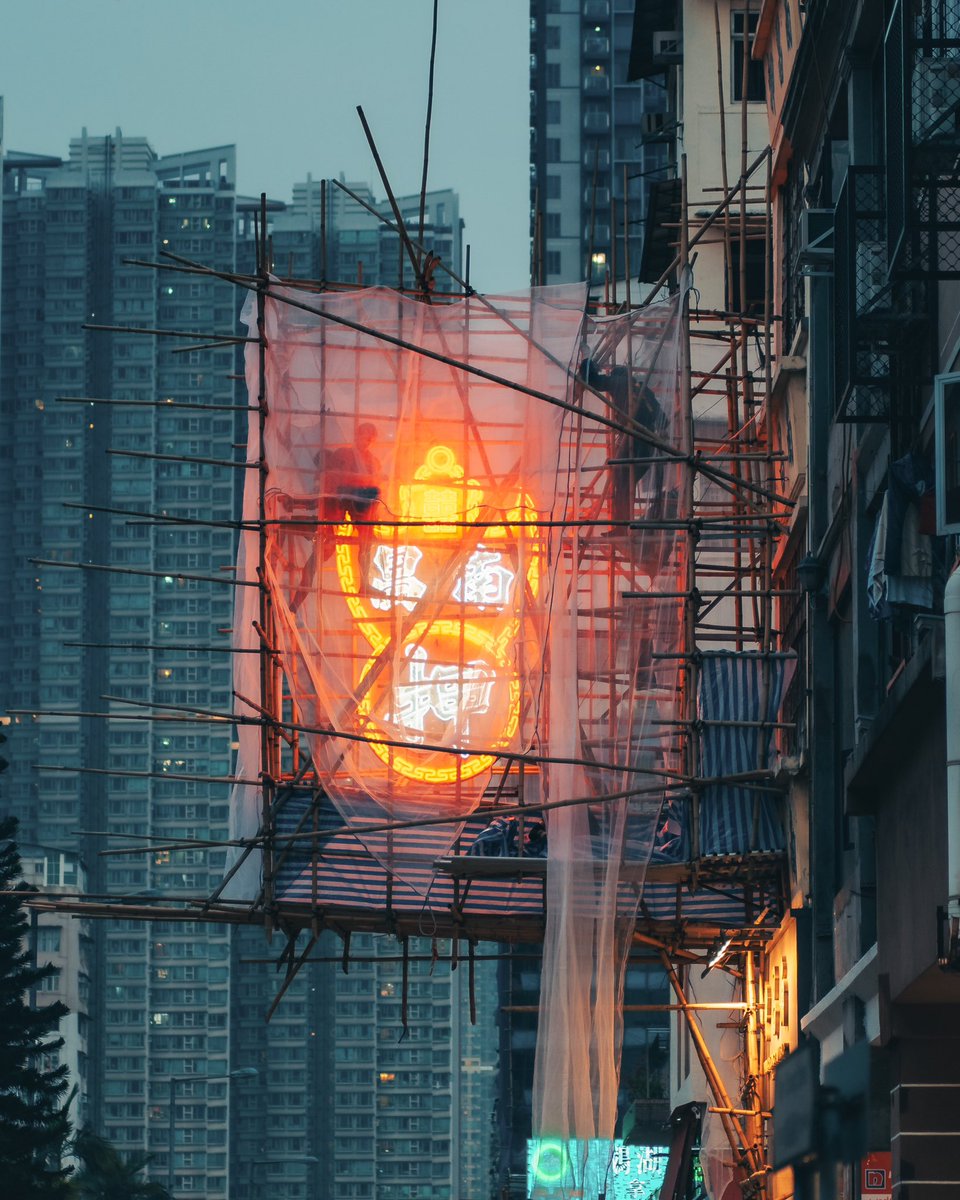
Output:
left=356, top=105, right=428, bottom=296
left=661, top=953, right=765, bottom=1189
left=31, top=557, right=259, bottom=588
left=255, top=192, right=280, bottom=921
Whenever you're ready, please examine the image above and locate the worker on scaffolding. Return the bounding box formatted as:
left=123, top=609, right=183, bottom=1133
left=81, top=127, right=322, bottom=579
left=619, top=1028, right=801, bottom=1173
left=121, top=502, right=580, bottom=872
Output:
left=578, top=358, right=671, bottom=695
left=578, top=357, right=667, bottom=525
left=290, top=421, right=382, bottom=611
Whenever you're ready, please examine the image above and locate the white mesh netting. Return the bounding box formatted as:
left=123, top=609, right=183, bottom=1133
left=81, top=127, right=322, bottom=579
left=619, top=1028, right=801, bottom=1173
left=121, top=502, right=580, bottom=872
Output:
left=230, top=282, right=686, bottom=1185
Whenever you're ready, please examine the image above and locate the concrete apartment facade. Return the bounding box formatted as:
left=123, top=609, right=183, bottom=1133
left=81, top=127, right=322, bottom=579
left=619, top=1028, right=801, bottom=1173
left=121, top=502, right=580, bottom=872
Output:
left=529, top=0, right=670, bottom=289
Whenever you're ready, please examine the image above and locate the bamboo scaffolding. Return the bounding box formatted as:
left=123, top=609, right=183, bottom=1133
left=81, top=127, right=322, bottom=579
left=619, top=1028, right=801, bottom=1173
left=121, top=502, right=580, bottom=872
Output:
left=56, top=395, right=257, bottom=412
left=31, top=557, right=258, bottom=588
left=21, top=78, right=788, bottom=1041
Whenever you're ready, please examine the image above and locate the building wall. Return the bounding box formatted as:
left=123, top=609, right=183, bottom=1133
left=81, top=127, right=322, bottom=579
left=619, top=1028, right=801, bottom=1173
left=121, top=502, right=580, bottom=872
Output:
left=19, top=846, right=92, bottom=1134
left=681, top=0, right=769, bottom=311
left=767, top=0, right=960, bottom=1192
left=870, top=682, right=947, bottom=1004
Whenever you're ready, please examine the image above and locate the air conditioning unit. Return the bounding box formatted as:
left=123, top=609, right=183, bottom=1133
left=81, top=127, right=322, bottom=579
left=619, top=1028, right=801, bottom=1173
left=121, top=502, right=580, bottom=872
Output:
left=797, top=209, right=833, bottom=266
left=855, top=241, right=889, bottom=314
left=912, top=57, right=960, bottom=142
left=652, top=31, right=682, bottom=63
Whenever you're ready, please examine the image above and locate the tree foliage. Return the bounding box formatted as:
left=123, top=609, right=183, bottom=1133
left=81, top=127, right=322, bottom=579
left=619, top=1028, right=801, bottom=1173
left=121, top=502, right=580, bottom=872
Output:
left=69, top=1128, right=170, bottom=1200
left=0, top=816, right=73, bottom=1196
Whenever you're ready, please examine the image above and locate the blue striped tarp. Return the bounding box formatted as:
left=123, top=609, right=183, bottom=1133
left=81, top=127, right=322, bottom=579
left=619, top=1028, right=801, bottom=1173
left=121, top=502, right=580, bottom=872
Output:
left=272, top=787, right=782, bottom=934
left=698, top=653, right=786, bottom=856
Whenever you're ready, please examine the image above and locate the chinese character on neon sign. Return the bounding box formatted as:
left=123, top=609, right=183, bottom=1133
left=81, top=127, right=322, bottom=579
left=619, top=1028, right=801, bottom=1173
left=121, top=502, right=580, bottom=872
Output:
left=331, top=443, right=541, bottom=786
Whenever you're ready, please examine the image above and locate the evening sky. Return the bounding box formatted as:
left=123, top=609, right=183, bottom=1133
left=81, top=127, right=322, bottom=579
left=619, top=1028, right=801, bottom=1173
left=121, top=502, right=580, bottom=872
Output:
left=0, top=0, right=529, bottom=291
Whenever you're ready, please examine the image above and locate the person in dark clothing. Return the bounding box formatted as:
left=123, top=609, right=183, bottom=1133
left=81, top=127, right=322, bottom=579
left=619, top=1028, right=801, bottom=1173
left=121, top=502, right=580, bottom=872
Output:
left=579, top=358, right=667, bottom=524
left=290, top=422, right=382, bottom=611
left=325, top=422, right=381, bottom=583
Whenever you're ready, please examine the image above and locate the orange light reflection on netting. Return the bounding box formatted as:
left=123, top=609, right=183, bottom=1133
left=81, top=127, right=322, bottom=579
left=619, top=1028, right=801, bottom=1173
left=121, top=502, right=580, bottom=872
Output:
left=236, top=284, right=583, bottom=830
left=230, top=282, right=686, bottom=1164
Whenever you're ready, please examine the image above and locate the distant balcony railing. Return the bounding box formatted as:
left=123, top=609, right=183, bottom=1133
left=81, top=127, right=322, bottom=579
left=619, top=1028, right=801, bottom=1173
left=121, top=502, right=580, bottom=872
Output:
left=835, top=168, right=895, bottom=422
left=583, top=72, right=610, bottom=92
left=583, top=35, right=610, bottom=56
left=885, top=0, right=960, bottom=276
left=583, top=110, right=611, bottom=132
left=835, top=167, right=930, bottom=423
left=583, top=147, right=611, bottom=169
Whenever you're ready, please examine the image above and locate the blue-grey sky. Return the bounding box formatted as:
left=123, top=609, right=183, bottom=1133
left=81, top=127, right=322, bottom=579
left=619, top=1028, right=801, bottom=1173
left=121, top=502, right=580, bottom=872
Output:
left=1, top=0, right=529, bottom=291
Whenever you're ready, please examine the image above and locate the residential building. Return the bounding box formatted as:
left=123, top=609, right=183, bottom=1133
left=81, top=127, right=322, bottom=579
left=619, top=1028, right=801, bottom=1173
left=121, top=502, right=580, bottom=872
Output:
left=19, top=845, right=92, bottom=1135
left=270, top=174, right=464, bottom=290
left=0, top=127, right=240, bottom=1195
left=529, top=0, right=670, bottom=288
left=629, top=0, right=960, bottom=1195
left=229, top=931, right=498, bottom=1200
left=766, top=0, right=960, bottom=1194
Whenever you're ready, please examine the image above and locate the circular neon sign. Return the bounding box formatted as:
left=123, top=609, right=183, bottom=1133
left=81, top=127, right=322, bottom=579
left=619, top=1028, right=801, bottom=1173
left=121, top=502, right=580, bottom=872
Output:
left=531, top=1139, right=569, bottom=1185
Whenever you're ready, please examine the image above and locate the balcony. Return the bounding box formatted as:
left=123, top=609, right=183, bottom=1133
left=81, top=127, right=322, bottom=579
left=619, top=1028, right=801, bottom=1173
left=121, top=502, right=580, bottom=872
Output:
left=834, top=168, right=928, bottom=423
left=583, top=35, right=610, bottom=57
left=583, top=147, right=611, bottom=169
left=885, top=0, right=960, bottom=276
left=583, top=110, right=611, bottom=132
left=583, top=70, right=610, bottom=93
left=835, top=168, right=894, bottom=421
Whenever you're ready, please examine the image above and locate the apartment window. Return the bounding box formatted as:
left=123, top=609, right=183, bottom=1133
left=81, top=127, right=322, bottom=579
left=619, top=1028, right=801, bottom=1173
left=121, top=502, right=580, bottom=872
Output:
left=39, top=970, right=62, bottom=992
left=726, top=237, right=766, bottom=316
left=545, top=63, right=561, bottom=87
left=546, top=174, right=562, bottom=200
left=546, top=137, right=562, bottom=163
left=546, top=99, right=561, bottom=124
left=731, top=12, right=765, bottom=102
left=37, top=927, right=62, bottom=953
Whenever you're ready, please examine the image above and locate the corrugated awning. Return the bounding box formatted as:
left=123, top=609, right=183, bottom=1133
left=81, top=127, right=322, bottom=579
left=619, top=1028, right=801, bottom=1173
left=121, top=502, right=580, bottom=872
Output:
left=272, top=787, right=785, bottom=947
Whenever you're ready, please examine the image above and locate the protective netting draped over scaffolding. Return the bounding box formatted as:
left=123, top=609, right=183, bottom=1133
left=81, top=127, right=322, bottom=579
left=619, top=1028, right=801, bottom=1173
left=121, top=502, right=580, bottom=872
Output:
left=529, top=293, right=686, bottom=1183
left=231, top=282, right=685, bottom=1172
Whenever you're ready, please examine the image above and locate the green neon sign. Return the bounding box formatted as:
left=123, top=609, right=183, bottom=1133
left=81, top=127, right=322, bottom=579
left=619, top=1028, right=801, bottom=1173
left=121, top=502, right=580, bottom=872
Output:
left=532, top=1139, right=569, bottom=1184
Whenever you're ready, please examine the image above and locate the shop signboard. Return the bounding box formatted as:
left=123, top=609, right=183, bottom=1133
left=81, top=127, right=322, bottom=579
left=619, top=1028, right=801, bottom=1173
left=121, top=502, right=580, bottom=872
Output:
left=860, top=1151, right=892, bottom=1200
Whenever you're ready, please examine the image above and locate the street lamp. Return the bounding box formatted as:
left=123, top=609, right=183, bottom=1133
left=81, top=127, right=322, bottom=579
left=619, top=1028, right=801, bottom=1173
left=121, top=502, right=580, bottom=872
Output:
left=167, top=1067, right=258, bottom=1197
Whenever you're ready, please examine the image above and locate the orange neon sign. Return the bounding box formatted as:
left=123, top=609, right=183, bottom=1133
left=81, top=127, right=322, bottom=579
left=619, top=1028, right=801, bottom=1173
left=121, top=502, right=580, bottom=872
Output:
left=332, top=444, right=541, bottom=786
